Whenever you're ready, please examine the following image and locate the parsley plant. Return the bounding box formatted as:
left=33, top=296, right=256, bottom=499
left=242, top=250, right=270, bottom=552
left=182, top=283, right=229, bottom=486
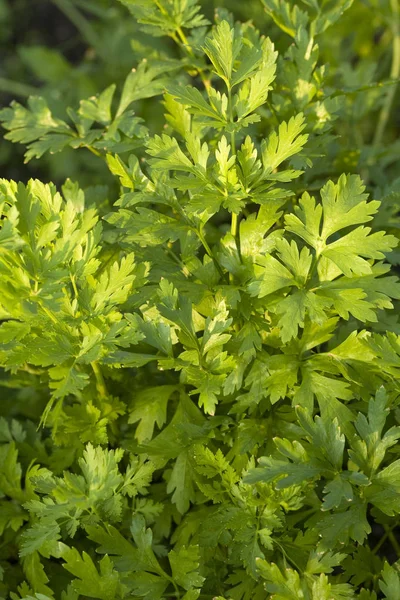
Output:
left=1, top=0, right=400, bottom=598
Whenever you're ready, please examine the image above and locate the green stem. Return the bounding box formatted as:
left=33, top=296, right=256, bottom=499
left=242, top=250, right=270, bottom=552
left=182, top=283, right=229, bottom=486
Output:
left=307, top=249, right=321, bottom=285
left=384, top=523, right=400, bottom=557
left=173, top=26, right=211, bottom=92
left=51, top=0, right=102, bottom=56
left=85, top=145, right=102, bottom=158
left=70, top=275, right=79, bottom=298
left=40, top=305, right=59, bottom=325
left=227, top=86, right=236, bottom=156
left=228, top=87, right=236, bottom=222
left=176, top=26, right=193, bottom=56
left=196, top=226, right=224, bottom=278
left=231, top=213, right=238, bottom=238
left=154, top=0, right=168, bottom=15
left=166, top=246, right=191, bottom=278
left=227, top=85, right=240, bottom=277
left=23, top=365, right=45, bottom=375
left=0, top=77, right=38, bottom=98
left=172, top=582, right=181, bottom=600
left=373, top=0, right=400, bottom=147
left=274, top=539, right=302, bottom=572
left=228, top=87, right=237, bottom=230
left=372, top=529, right=390, bottom=555
left=91, top=361, right=108, bottom=399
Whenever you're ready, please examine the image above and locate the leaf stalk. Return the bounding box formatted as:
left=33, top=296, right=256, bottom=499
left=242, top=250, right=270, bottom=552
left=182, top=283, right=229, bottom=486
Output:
left=91, top=361, right=108, bottom=399
left=373, top=0, right=400, bottom=147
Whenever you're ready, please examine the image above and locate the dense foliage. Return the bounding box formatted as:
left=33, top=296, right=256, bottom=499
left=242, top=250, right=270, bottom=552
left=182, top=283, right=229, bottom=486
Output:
left=1, top=0, right=400, bottom=598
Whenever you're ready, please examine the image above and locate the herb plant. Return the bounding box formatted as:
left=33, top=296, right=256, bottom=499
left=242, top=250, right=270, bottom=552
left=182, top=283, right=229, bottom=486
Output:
left=1, top=1, right=400, bottom=598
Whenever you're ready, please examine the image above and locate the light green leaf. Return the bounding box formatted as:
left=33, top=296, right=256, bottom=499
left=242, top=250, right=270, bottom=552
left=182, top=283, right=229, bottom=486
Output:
left=129, top=385, right=180, bottom=443
left=261, top=114, right=308, bottom=176
left=61, top=547, right=123, bottom=600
